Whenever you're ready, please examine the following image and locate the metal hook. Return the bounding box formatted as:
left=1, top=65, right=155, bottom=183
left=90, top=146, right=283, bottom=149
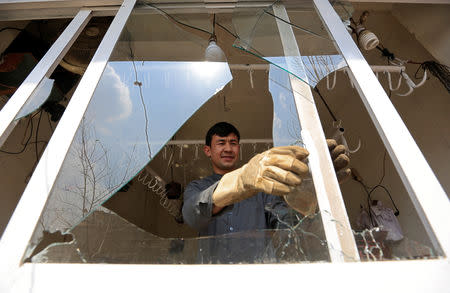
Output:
left=149, top=178, right=159, bottom=189
left=326, top=70, right=337, bottom=90
left=138, top=171, right=149, bottom=184
left=179, top=145, right=183, bottom=160
left=344, top=68, right=355, bottom=88
left=397, top=70, right=427, bottom=96
left=385, top=71, right=402, bottom=91
left=249, top=69, right=254, bottom=89
left=332, top=124, right=361, bottom=154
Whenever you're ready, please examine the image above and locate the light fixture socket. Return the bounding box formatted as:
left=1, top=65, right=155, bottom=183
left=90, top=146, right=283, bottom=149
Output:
left=205, top=34, right=226, bottom=62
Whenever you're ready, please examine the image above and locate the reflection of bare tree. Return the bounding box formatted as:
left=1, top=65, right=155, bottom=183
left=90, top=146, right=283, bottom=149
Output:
left=45, top=118, right=138, bottom=231
left=303, top=55, right=339, bottom=87
left=27, top=118, right=140, bottom=260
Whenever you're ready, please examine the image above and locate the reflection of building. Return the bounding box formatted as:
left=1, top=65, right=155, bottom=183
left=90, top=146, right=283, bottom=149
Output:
left=0, top=0, right=449, bottom=291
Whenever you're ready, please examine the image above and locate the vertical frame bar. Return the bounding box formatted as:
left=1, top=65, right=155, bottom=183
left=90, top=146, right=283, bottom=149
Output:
left=273, top=4, right=359, bottom=262
left=313, top=0, right=449, bottom=256
left=0, top=0, right=136, bottom=280
left=0, top=10, right=92, bottom=147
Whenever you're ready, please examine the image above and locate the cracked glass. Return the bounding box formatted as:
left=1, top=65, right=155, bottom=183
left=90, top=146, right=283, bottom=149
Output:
left=27, top=1, right=443, bottom=264
left=232, top=1, right=349, bottom=88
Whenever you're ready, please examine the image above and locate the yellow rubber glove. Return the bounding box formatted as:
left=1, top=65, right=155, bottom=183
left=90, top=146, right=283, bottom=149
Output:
left=213, top=141, right=351, bottom=216
left=212, top=146, right=309, bottom=208
left=326, top=139, right=351, bottom=183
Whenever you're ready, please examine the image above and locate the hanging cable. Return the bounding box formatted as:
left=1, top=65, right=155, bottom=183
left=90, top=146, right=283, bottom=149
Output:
left=143, top=3, right=211, bottom=36
left=35, top=110, right=43, bottom=162
left=46, top=111, right=54, bottom=132
left=352, top=150, right=400, bottom=218
left=126, top=29, right=152, bottom=159
left=263, top=10, right=331, bottom=41
left=416, top=61, right=450, bottom=93
left=369, top=184, right=399, bottom=216
left=314, top=87, right=338, bottom=122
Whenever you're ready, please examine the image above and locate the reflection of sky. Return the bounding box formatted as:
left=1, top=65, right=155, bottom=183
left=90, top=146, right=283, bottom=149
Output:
left=43, top=60, right=232, bottom=232
left=85, top=61, right=232, bottom=159
left=269, top=64, right=302, bottom=147
left=16, top=77, right=54, bottom=119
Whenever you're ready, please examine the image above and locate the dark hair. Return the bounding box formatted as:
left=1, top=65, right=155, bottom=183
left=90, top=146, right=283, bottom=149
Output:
left=205, top=122, right=240, bottom=146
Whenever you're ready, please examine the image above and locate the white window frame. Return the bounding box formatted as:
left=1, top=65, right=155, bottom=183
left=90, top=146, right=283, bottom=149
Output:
left=0, top=0, right=449, bottom=292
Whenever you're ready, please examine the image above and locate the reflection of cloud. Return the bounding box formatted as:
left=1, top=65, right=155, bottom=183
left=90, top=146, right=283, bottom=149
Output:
left=273, top=112, right=282, bottom=130
left=278, top=92, right=288, bottom=110
left=87, top=65, right=132, bottom=134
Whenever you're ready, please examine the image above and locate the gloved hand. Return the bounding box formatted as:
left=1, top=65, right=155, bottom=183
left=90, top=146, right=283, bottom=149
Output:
left=212, top=141, right=351, bottom=213
left=327, top=139, right=351, bottom=183
left=284, top=139, right=351, bottom=216
left=212, top=146, right=309, bottom=208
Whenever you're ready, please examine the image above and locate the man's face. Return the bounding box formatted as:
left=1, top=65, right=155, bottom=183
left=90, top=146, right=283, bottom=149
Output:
left=204, top=133, right=240, bottom=175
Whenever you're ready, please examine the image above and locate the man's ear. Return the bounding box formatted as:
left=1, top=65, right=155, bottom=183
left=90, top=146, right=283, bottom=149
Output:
left=203, top=145, right=211, bottom=158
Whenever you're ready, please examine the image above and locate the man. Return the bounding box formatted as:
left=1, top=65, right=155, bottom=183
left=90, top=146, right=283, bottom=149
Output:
left=182, top=122, right=349, bottom=263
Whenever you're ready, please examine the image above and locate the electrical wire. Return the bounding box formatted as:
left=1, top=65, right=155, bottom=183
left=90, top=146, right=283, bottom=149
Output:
left=144, top=2, right=331, bottom=47
left=35, top=110, right=43, bottom=162
left=368, top=184, right=399, bottom=216
left=263, top=10, right=331, bottom=41
left=314, top=87, right=338, bottom=122
left=416, top=61, right=450, bottom=93
left=143, top=3, right=212, bottom=36
left=352, top=150, right=400, bottom=218
left=353, top=177, right=375, bottom=226
left=377, top=150, right=387, bottom=186
left=126, top=30, right=152, bottom=159
left=46, top=111, right=54, bottom=132
left=216, top=22, right=237, bottom=39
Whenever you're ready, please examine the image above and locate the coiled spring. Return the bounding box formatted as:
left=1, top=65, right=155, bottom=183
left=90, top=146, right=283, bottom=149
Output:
left=137, top=170, right=182, bottom=221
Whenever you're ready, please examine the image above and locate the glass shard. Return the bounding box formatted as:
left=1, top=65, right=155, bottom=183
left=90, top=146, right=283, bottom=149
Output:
left=15, top=77, right=55, bottom=119
left=232, top=2, right=348, bottom=88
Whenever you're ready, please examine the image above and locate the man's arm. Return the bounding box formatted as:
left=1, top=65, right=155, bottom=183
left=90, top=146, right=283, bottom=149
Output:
left=182, top=179, right=221, bottom=231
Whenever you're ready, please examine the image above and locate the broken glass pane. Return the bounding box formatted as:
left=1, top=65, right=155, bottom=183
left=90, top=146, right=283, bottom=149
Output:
left=25, top=11, right=232, bottom=259
left=31, top=208, right=330, bottom=264
left=31, top=207, right=438, bottom=263
left=26, top=1, right=444, bottom=264
left=232, top=1, right=348, bottom=88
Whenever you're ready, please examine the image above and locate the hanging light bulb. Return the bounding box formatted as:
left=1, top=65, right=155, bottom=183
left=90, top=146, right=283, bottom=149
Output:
left=205, top=14, right=226, bottom=62
left=349, top=11, right=379, bottom=51
left=356, top=25, right=379, bottom=51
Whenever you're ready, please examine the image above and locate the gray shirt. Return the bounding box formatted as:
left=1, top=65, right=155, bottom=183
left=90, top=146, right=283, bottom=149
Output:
left=182, top=173, right=293, bottom=263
